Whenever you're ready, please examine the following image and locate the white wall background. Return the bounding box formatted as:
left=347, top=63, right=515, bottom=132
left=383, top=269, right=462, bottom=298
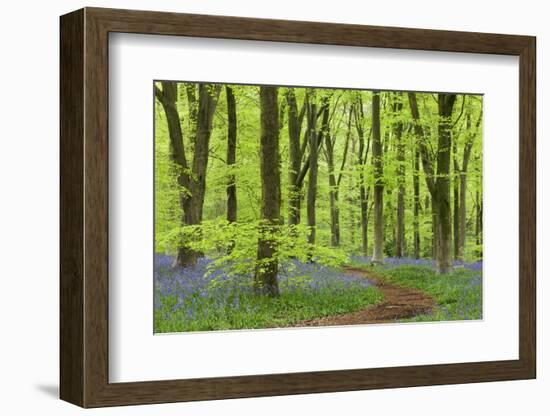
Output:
left=0, top=0, right=545, bottom=414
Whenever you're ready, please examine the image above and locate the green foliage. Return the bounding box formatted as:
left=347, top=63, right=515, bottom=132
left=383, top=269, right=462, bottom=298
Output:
left=156, top=84, right=483, bottom=260
left=158, top=219, right=349, bottom=278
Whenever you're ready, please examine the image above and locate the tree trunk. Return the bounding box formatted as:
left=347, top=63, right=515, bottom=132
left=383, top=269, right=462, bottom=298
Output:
left=326, top=135, right=340, bottom=246
left=353, top=99, right=371, bottom=257
left=409, top=92, right=438, bottom=262
left=360, top=185, right=370, bottom=256
left=371, top=91, right=384, bottom=264
left=329, top=110, right=352, bottom=248
left=457, top=112, right=481, bottom=261
left=286, top=89, right=304, bottom=226
left=226, top=86, right=237, bottom=224
left=458, top=172, right=468, bottom=260
left=306, top=96, right=321, bottom=260
left=154, top=82, right=191, bottom=265
left=453, top=141, right=460, bottom=260
left=254, top=86, right=281, bottom=297
left=434, top=93, right=456, bottom=273
left=408, top=92, right=456, bottom=273
left=174, top=83, right=222, bottom=267
left=475, top=186, right=483, bottom=257
left=349, top=137, right=357, bottom=248
left=185, top=83, right=198, bottom=144
left=394, top=96, right=405, bottom=258
left=225, top=86, right=237, bottom=253
left=349, top=193, right=356, bottom=247
left=413, top=147, right=421, bottom=258
left=155, top=82, right=221, bottom=267
left=431, top=197, right=439, bottom=260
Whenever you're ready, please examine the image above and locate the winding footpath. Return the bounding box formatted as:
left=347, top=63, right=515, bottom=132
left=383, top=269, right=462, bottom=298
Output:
left=293, top=267, right=434, bottom=327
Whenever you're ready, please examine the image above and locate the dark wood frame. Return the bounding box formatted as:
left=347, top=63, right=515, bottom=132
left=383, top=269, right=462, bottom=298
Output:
left=60, top=7, right=536, bottom=408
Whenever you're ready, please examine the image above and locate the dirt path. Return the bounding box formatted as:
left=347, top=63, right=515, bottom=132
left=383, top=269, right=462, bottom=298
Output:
left=292, top=267, right=434, bottom=327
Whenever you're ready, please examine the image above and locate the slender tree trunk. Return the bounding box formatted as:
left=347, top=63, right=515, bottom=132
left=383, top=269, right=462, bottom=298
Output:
left=349, top=137, right=357, bottom=248
left=306, top=97, right=321, bottom=260
left=226, top=86, right=237, bottom=224
left=326, top=137, right=340, bottom=246
left=354, top=99, right=371, bottom=257
left=328, top=189, right=340, bottom=246
left=475, top=186, right=483, bottom=257
left=360, top=185, right=370, bottom=256
left=225, top=86, right=237, bottom=252
left=457, top=112, right=480, bottom=261
left=394, top=96, right=405, bottom=258
left=458, top=173, right=468, bottom=260
left=286, top=89, right=303, bottom=226
left=185, top=84, right=197, bottom=145
left=453, top=141, right=460, bottom=260
left=330, top=111, right=352, bottom=248
left=396, top=189, right=405, bottom=258
left=358, top=127, right=370, bottom=257
left=255, top=86, right=281, bottom=297
left=431, top=197, right=439, bottom=260
left=413, top=147, right=421, bottom=258
left=349, top=195, right=356, bottom=247
left=434, top=93, right=456, bottom=273
left=372, top=91, right=384, bottom=264
left=458, top=154, right=472, bottom=261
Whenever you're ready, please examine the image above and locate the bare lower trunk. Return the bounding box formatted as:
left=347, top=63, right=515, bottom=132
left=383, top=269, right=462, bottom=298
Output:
left=255, top=86, right=281, bottom=297
left=434, top=93, right=456, bottom=274
left=175, top=246, right=200, bottom=267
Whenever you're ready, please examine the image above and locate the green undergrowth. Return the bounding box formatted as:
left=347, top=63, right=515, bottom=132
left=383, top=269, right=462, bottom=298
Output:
left=352, top=263, right=483, bottom=322
left=155, top=281, right=384, bottom=333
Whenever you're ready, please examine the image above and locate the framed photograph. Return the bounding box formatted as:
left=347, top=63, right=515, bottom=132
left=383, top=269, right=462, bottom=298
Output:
left=60, top=7, right=536, bottom=408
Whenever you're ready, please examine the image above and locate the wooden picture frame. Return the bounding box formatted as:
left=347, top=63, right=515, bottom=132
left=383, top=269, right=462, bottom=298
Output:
left=60, top=7, right=536, bottom=408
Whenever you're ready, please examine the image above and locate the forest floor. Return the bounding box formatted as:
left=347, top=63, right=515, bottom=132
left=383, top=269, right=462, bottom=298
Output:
left=155, top=254, right=481, bottom=332
left=290, top=267, right=434, bottom=327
